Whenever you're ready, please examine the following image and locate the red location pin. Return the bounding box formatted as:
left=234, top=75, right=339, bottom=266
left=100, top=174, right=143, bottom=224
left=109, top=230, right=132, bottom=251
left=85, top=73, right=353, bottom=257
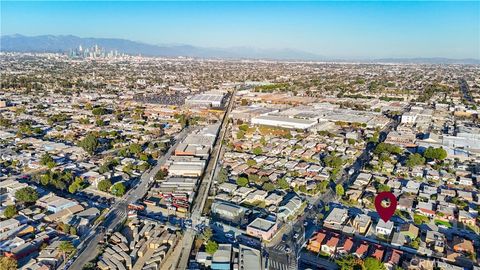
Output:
left=374, top=192, right=397, bottom=222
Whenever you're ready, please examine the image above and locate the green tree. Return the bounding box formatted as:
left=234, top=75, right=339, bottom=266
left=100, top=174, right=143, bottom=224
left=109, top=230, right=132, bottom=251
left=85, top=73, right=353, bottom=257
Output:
left=236, top=130, right=245, bottom=139
left=129, top=143, right=142, bottom=155
left=246, top=159, right=257, bottom=166
left=336, top=184, right=345, bottom=198
left=59, top=241, right=76, bottom=261
left=423, top=147, right=447, bottom=161
left=377, top=183, right=391, bottom=192
left=0, top=256, right=17, bottom=270
left=236, top=177, right=249, bottom=187
left=92, top=107, right=108, bottom=116
left=205, top=240, right=219, bottom=255
left=324, top=155, right=343, bottom=169
left=0, top=117, right=12, bottom=128
left=78, top=133, right=99, bottom=154
left=15, top=187, right=38, bottom=203
left=239, top=124, right=249, bottom=132
left=154, top=170, right=167, bottom=181
left=252, top=146, right=263, bottom=155
left=201, top=228, right=213, bottom=241
left=336, top=255, right=360, bottom=270
left=70, top=227, right=77, bottom=236
left=277, top=177, right=290, bottom=190
left=406, top=153, right=425, bottom=168
left=40, top=153, right=55, bottom=168
left=363, top=257, right=386, bottom=270
left=68, top=177, right=83, bottom=194
left=97, top=179, right=112, bottom=192
left=3, top=205, right=17, bottom=218
left=374, top=143, right=402, bottom=156
left=410, top=237, right=420, bottom=249
left=111, top=182, right=126, bottom=197
left=217, top=167, right=229, bottom=184
left=262, top=182, right=276, bottom=192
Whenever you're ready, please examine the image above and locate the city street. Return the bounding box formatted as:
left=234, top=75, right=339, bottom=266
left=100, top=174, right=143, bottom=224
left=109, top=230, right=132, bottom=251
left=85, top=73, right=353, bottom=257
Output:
left=67, top=127, right=192, bottom=270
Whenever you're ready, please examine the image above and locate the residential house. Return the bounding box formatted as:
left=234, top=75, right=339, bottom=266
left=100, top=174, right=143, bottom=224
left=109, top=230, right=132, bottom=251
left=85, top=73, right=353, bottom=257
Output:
left=336, top=237, right=354, bottom=256
left=351, top=214, right=371, bottom=234
left=321, top=235, right=339, bottom=256
left=277, top=196, right=303, bottom=221
left=324, top=208, right=349, bottom=230
left=399, top=223, right=419, bottom=241
left=384, top=250, right=403, bottom=270
left=353, top=241, right=369, bottom=259
left=452, top=237, right=474, bottom=255
left=307, top=231, right=326, bottom=254
left=375, top=220, right=394, bottom=237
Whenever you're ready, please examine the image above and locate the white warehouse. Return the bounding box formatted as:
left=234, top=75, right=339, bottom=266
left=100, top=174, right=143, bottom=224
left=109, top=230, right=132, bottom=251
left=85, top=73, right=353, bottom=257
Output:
left=251, top=115, right=318, bottom=130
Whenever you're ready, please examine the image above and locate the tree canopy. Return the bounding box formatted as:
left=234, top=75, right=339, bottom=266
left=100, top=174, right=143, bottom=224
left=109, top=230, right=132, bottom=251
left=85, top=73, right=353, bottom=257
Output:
left=205, top=240, right=219, bottom=255
left=374, top=143, right=402, bottom=156
left=4, top=205, right=17, bottom=219
left=252, top=146, right=263, bottom=155
left=15, top=187, right=38, bottom=203
left=423, top=147, right=447, bottom=160
left=363, top=257, right=386, bottom=270
left=78, top=133, right=99, bottom=154
left=236, top=177, right=249, bottom=187
left=98, top=179, right=112, bottom=192
left=406, top=153, right=425, bottom=168
left=262, top=182, right=276, bottom=192
left=0, top=256, right=17, bottom=270
left=40, top=153, right=56, bottom=168
left=111, top=182, right=126, bottom=197
left=336, top=184, right=345, bottom=197
left=277, top=177, right=290, bottom=190
left=59, top=241, right=76, bottom=260
left=336, top=255, right=361, bottom=270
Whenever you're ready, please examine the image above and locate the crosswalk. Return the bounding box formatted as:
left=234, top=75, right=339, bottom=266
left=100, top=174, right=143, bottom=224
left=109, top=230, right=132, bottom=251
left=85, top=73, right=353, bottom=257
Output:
left=268, top=258, right=297, bottom=270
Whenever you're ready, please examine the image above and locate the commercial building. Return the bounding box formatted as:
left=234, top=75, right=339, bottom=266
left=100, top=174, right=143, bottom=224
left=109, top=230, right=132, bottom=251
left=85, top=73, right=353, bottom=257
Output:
left=211, top=200, right=249, bottom=225
left=164, top=156, right=206, bottom=177
left=251, top=115, right=318, bottom=130
left=211, top=244, right=232, bottom=270
left=185, top=91, right=226, bottom=108
left=246, top=217, right=278, bottom=241
left=238, top=244, right=263, bottom=270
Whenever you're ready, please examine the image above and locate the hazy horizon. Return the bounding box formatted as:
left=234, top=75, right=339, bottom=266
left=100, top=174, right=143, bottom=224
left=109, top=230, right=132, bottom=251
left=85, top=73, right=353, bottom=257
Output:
left=1, top=1, right=479, bottom=59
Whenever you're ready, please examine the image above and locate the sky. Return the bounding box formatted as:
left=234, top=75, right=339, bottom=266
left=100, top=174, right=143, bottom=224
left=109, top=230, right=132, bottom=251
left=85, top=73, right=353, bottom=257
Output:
left=1, top=1, right=479, bottom=59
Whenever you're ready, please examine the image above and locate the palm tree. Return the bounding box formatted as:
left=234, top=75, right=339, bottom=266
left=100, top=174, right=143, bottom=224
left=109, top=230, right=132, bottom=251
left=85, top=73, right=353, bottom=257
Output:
left=58, top=241, right=75, bottom=262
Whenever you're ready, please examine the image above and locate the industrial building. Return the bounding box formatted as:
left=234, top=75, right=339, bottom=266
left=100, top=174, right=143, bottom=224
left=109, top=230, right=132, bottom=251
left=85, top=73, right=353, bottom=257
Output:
left=251, top=115, right=318, bottom=130
left=185, top=91, right=226, bottom=108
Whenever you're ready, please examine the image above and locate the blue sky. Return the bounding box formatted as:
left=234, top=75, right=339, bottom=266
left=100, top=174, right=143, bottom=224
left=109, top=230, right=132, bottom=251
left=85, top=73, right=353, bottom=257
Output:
left=1, top=1, right=479, bottom=59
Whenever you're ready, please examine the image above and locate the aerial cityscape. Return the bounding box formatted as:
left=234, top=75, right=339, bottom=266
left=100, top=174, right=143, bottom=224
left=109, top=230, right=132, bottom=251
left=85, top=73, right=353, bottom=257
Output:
left=0, top=1, right=479, bottom=270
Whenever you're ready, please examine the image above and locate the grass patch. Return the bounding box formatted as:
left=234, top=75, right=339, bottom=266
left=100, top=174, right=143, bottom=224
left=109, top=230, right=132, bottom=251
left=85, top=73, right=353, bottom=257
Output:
left=413, top=214, right=430, bottom=225
left=434, top=219, right=452, bottom=228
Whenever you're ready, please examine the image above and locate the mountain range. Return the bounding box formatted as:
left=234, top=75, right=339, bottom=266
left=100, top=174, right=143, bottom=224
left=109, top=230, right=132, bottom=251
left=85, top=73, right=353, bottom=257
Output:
left=1, top=34, right=479, bottom=64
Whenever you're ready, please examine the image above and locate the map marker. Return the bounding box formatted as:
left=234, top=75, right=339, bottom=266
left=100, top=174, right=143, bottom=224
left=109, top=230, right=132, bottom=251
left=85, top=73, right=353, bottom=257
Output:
left=374, top=192, right=397, bottom=222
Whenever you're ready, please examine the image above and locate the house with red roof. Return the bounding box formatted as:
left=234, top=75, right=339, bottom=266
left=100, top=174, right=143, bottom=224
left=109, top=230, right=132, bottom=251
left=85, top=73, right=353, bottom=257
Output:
left=307, top=231, right=326, bottom=254
left=321, top=235, right=340, bottom=256
left=353, top=241, right=369, bottom=259
left=383, top=250, right=403, bottom=270
left=336, top=237, right=354, bottom=256
left=370, top=244, right=385, bottom=261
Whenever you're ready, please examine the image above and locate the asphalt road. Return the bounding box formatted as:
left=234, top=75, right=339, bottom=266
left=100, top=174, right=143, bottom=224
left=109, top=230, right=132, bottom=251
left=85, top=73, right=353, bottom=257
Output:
left=67, top=127, right=192, bottom=270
